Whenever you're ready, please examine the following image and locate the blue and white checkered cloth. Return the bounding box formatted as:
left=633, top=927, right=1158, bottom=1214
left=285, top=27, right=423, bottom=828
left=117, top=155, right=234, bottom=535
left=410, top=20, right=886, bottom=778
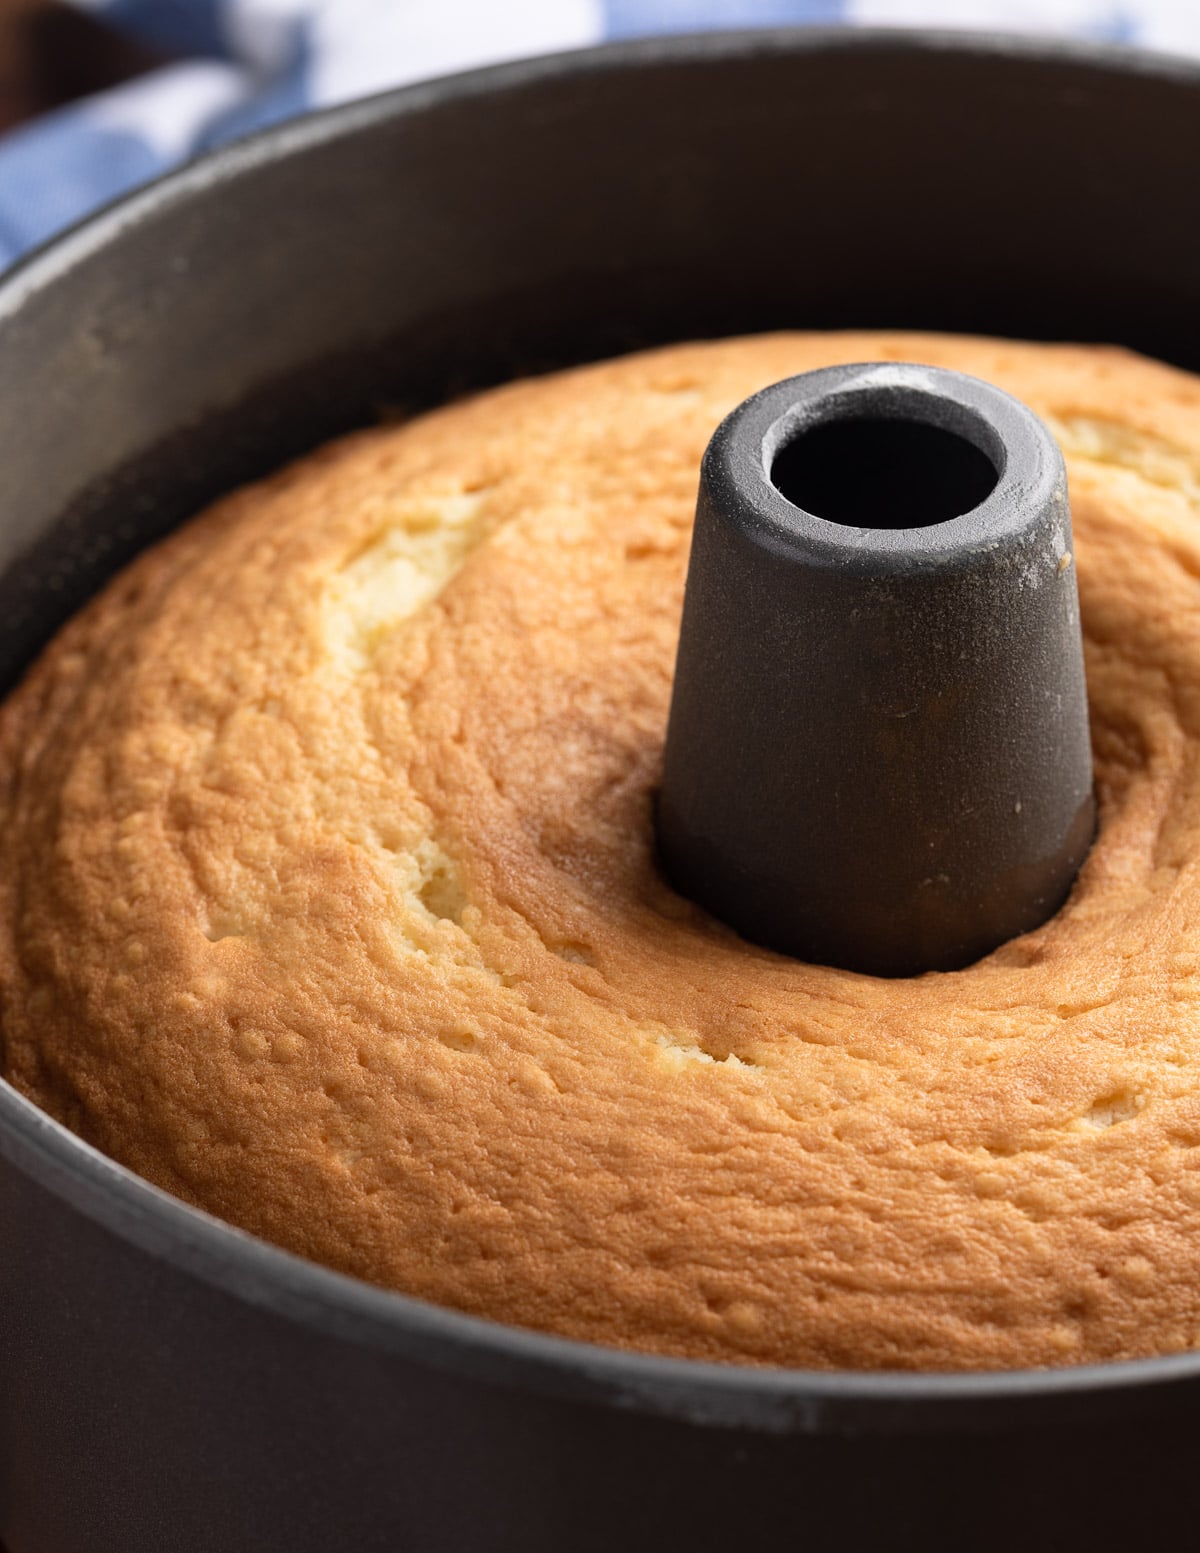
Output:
left=1, top=0, right=1197, bottom=272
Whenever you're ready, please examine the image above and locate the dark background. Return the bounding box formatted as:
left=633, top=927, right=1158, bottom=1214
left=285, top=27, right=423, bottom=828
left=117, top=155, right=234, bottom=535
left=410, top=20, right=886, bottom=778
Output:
left=0, top=0, right=163, bottom=133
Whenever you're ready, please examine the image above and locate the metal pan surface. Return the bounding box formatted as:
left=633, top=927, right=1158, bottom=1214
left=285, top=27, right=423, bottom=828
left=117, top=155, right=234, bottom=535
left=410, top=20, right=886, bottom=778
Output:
left=2, top=30, right=1200, bottom=1553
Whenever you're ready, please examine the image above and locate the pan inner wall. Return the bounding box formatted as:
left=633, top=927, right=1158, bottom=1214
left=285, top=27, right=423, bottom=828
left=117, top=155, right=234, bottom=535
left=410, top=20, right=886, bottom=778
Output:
left=4, top=282, right=1200, bottom=700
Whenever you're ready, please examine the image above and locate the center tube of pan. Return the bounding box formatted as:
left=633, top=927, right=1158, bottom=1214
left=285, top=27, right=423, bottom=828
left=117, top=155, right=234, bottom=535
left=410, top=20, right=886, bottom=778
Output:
left=657, top=362, right=1096, bottom=978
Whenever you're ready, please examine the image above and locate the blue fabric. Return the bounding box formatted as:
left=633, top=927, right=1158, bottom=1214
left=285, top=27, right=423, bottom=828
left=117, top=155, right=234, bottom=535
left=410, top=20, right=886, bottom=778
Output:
left=100, top=0, right=229, bottom=58
left=1087, top=12, right=1140, bottom=43
left=0, top=0, right=1195, bottom=273
left=196, top=36, right=310, bottom=151
left=605, top=0, right=844, bottom=35
left=0, top=109, right=162, bottom=260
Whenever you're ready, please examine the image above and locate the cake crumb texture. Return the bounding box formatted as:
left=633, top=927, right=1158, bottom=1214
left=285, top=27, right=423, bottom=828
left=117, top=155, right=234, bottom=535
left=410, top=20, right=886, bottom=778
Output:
left=5, top=331, right=1200, bottom=1371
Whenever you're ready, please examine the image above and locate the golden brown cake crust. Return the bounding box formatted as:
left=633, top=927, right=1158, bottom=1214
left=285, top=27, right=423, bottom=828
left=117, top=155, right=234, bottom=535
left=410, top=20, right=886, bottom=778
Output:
left=6, top=331, right=1200, bottom=1371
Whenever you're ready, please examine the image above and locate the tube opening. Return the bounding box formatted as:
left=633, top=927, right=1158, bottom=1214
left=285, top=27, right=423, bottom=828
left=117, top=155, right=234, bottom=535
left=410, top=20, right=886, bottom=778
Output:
left=770, top=415, right=1000, bottom=530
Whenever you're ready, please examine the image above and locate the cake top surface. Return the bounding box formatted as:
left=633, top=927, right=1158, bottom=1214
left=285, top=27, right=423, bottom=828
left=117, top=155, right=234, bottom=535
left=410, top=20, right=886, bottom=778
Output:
left=5, top=330, right=1200, bottom=1371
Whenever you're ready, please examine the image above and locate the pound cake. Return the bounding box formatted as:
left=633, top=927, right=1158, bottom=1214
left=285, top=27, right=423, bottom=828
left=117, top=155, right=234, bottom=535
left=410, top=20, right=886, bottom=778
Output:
left=4, top=330, right=1200, bottom=1372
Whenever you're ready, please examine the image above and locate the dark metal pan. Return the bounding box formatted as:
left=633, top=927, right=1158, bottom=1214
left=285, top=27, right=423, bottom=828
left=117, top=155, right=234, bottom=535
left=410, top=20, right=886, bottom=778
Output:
left=3, top=30, right=1200, bottom=1553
